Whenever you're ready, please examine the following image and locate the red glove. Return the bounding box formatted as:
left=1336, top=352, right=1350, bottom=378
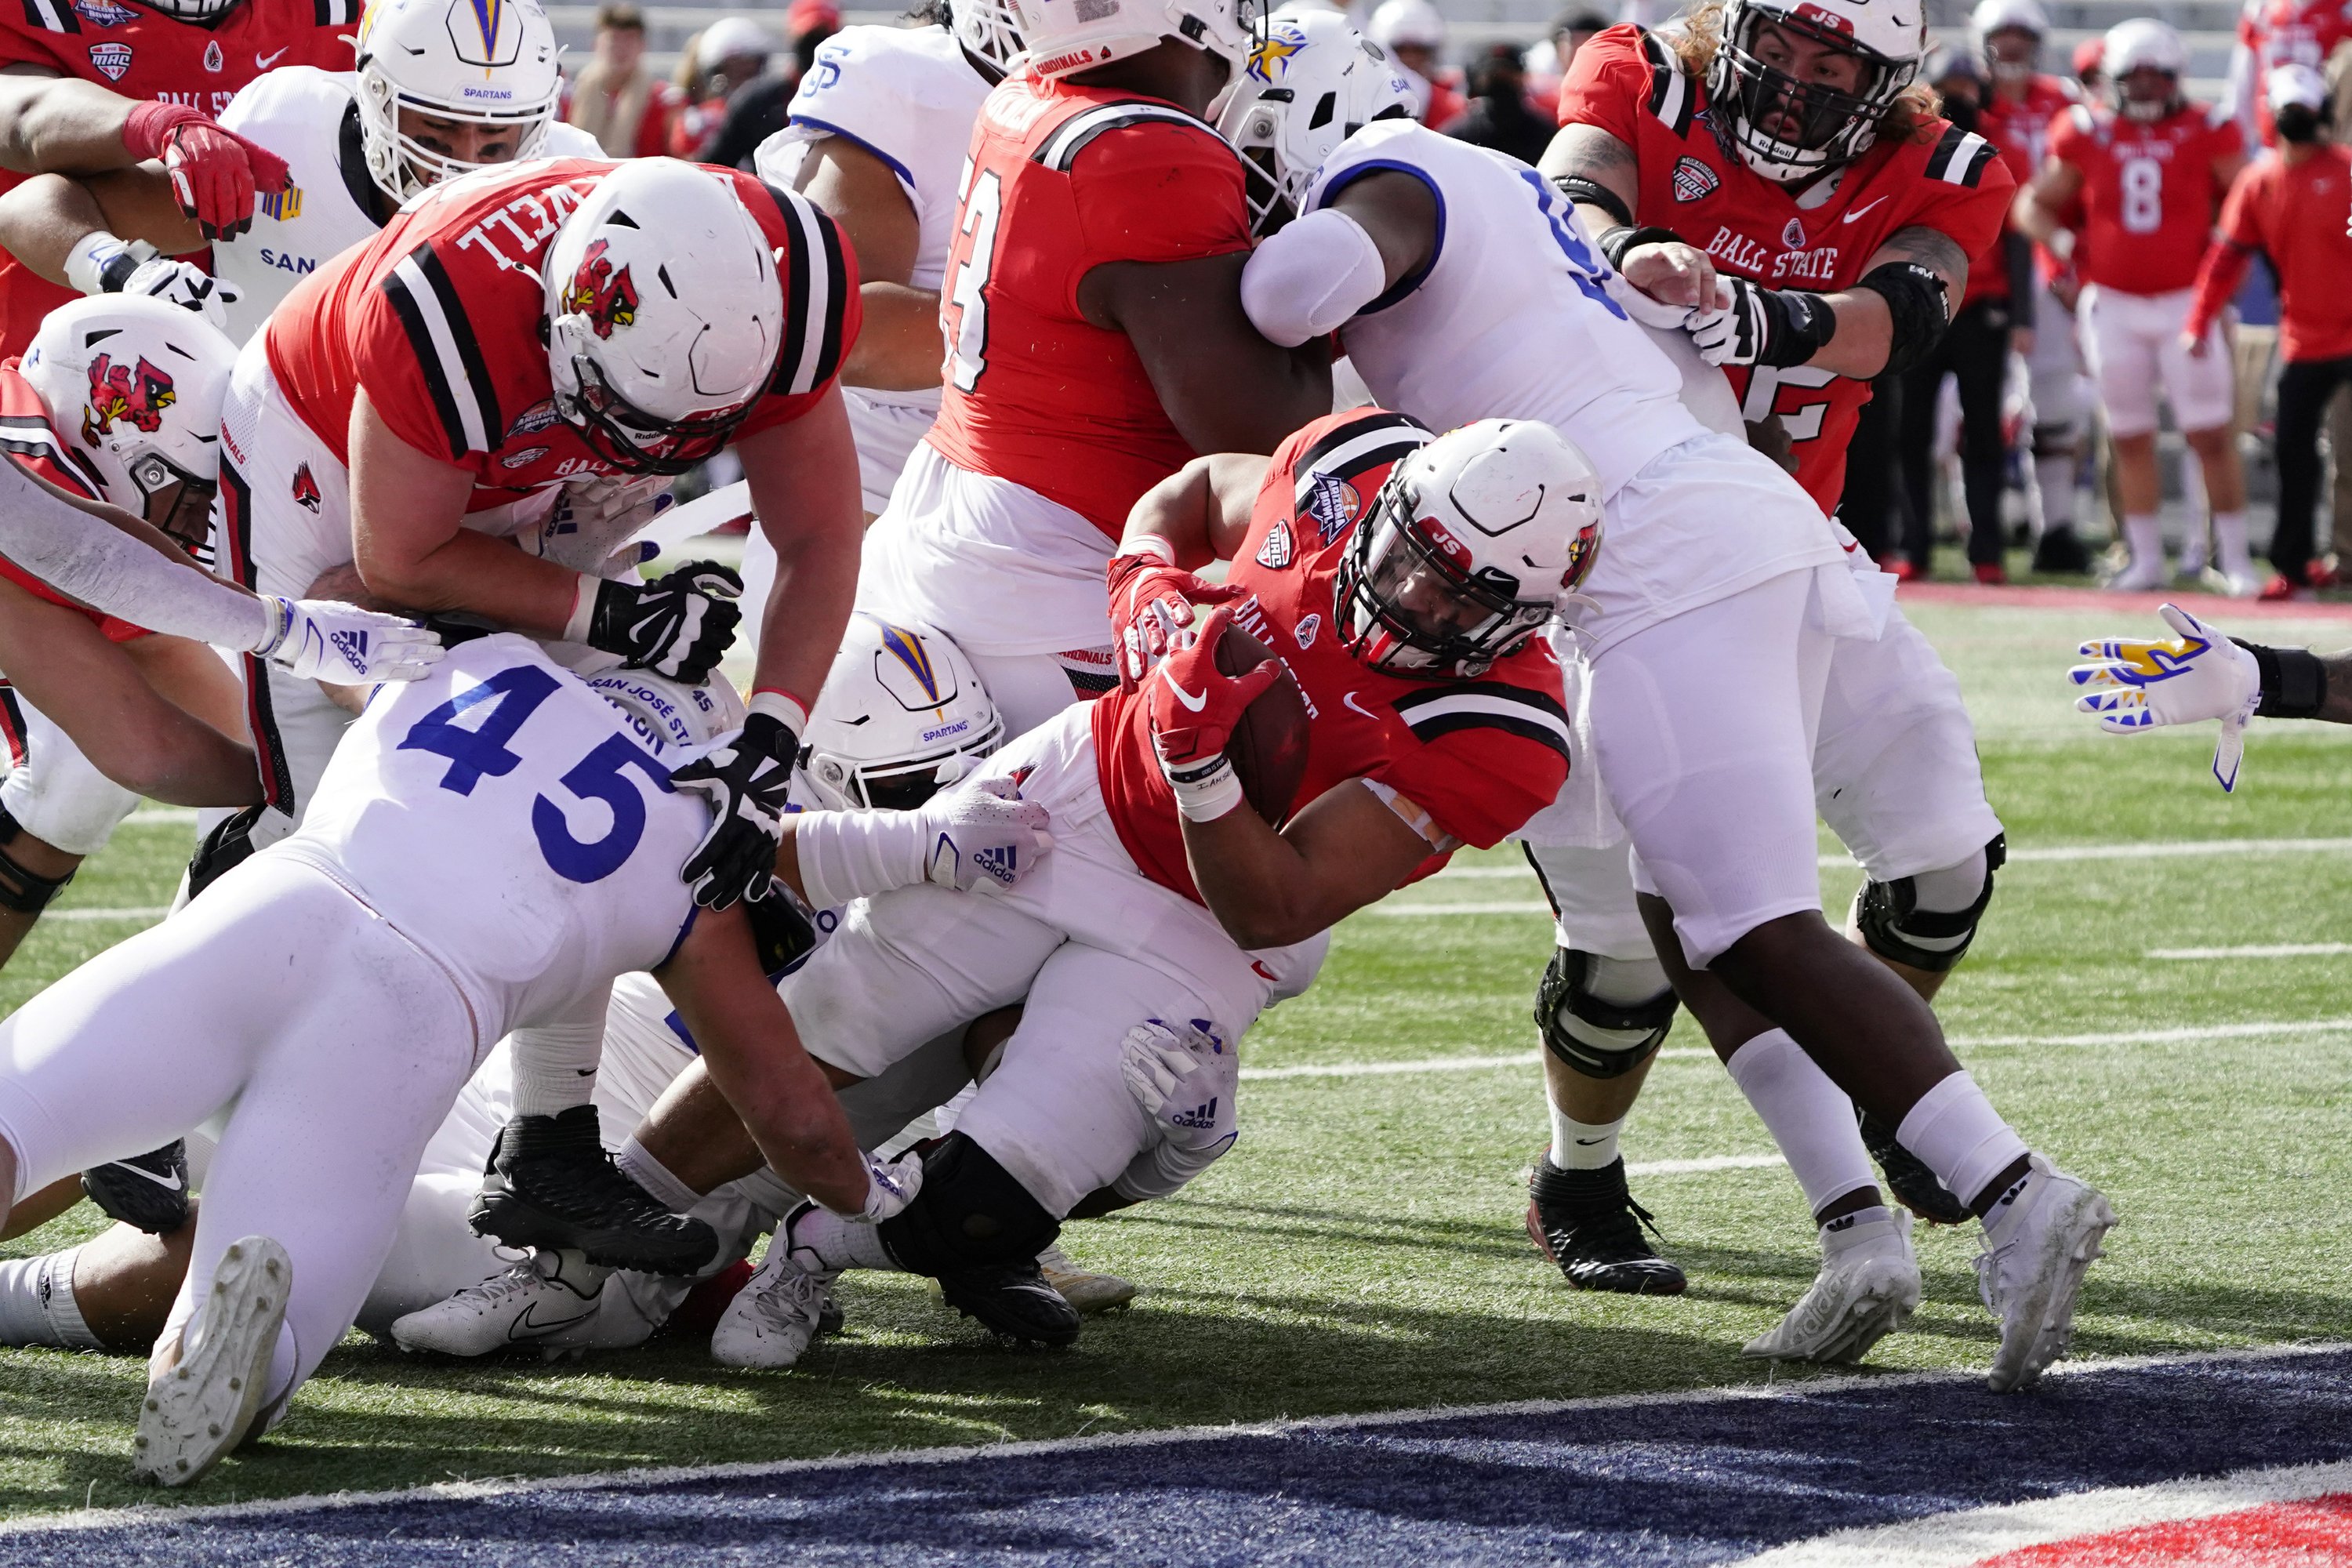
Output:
left=1107, top=542, right=1238, bottom=694
left=1149, top=603, right=1282, bottom=822
left=124, top=102, right=290, bottom=241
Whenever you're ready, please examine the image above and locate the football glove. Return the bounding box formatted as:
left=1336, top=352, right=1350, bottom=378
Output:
left=671, top=706, right=798, bottom=909
left=1106, top=544, right=1238, bottom=694
left=255, top=596, right=444, bottom=684
left=1149, top=603, right=1281, bottom=822
left=582, top=559, right=741, bottom=683
left=1689, top=276, right=1836, bottom=368
left=846, top=1149, right=923, bottom=1224
left=914, top=776, right=1053, bottom=893
left=1118, top=1017, right=1238, bottom=1156
left=526, top=474, right=675, bottom=575
left=122, top=103, right=291, bottom=241
left=121, top=256, right=236, bottom=328
left=2068, top=601, right=2261, bottom=792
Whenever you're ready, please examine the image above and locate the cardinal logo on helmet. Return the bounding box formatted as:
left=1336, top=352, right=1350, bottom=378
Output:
left=562, top=240, right=639, bottom=339
left=291, top=463, right=322, bottom=514
left=80, top=354, right=173, bottom=445
left=1560, top=520, right=1602, bottom=591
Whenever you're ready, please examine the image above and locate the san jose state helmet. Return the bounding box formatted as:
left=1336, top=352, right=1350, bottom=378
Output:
left=356, top=0, right=563, bottom=205
left=1214, top=10, right=1415, bottom=236
left=799, top=615, right=1005, bottom=811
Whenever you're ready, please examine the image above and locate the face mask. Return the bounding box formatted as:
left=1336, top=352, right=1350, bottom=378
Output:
left=2274, top=103, right=2323, bottom=143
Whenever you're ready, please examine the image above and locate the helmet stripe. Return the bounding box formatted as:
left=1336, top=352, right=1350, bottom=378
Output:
left=875, top=622, right=941, bottom=702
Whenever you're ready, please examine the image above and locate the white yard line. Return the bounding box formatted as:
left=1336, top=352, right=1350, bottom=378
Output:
left=2147, top=942, right=2352, bottom=960
left=42, top=907, right=169, bottom=923
left=1425, top=835, right=2352, bottom=886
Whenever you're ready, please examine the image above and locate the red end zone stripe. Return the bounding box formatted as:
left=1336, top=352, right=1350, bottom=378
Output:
left=1894, top=580, right=2352, bottom=622
left=1973, top=1492, right=2352, bottom=1566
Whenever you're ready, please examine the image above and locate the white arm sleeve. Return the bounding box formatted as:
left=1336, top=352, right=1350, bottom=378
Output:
left=1240, top=207, right=1389, bottom=348
left=790, top=808, right=925, bottom=910
left=0, top=457, right=270, bottom=650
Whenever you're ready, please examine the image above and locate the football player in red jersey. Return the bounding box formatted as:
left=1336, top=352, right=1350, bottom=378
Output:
left=2226, top=0, right=2352, bottom=147
left=855, top=0, right=1331, bottom=741
left=0, top=0, right=354, bottom=357
left=2016, top=20, right=2252, bottom=593
left=706, top=412, right=1595, bottom=1365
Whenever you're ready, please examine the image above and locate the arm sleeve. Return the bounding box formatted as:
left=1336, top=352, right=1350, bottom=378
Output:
left=1065, top=124, right=1251, bottom=307
left=1374, top=726, right=1569, bottom=851
left=2004, top=232, right=2035, bottom=325
left=1555, top=24, right=1652, bottom=138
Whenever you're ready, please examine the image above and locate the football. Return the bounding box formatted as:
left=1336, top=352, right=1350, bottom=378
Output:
left=1214, top=621, right=1310, bottom=826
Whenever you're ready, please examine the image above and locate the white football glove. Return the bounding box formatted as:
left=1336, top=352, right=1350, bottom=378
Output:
left=122, top=256, right=235, bottom=331
left=255, top=596, right=444, bottom=684
left=916, top=777, right=1053, bottom=893
left=2068, top=601, right=2262, bottom=792
left=839, top=1149, right=923, bottom=1224
left=524, top=474, right=673, bottom=575
left=1118, top=1017, right=1237, bottom=1156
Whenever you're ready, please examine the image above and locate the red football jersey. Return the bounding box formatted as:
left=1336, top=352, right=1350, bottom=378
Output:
left=0, top=358, right=146, bottom=640
left=924, top=70, right=1254, bottom=539
left=1557, top=26, right=2013, bottom=514
left=1969, top=74, right=2076, bottom=305
left=2238, top=0, right=2352, bottom=145
left=264, top=158, right=859, bottom=509
left=0, top=0, right=358, bottom=359
left=2048, top=102, right=2243, bottom=295
left=1094, top=408, right=1572, bottom=906
left=2212, top=145, right=2352, bottom=361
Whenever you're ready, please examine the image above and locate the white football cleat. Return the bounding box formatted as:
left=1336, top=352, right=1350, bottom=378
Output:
left=2106, top=554, right=2169, bottom=593
left=711, top=1249, right=832, bottom=1370
left=1037, top=1242, right=1138, bottom=1316
left=134, top=1236, right=289, bottom=1488
left=1744, top=1210, right=1920, bottom=1365
left=390, top=1251, right=604, bottom=1358
left=1976, top=1157, right=2116, bottom=1393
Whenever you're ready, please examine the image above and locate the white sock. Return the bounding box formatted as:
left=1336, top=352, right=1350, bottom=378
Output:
left=1820, top=1203, right=1898, bottom=1258
left=507, top=1011, right=608, bottom=1119
left=2034, top=455, right=2076, bottom=529
left=1546, top=1105, right=1624, bottom=1170
left=616, top=1137, right=702, bottom=1214
left=1722, top=1029, right=1880, bottom=1219
left=1896, top=1071, right=2031, bottom=1212
left=784, top=1207, right=898, bottom=1272
left=0, top=1248, right=100, bottom=1348
left=2123, top=513, right=2164, bottom=568
left=2212, top=510, right=2252, bottom=577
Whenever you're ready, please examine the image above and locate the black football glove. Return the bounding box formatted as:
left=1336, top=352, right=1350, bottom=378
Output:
left=1690, top=276, right=1836, bottom=368
left=671, top=708, right=797, bottom=909
left=584, top=560, right=742, bottom=684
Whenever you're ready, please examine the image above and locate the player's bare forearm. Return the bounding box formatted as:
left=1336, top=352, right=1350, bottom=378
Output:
left=1121, top=453, right=1269, bottom=569
left=843, top=282, right=946, bottom=392
left=633, top=1057, right=771, bottom=1196
left=1537, top=122, right=1639, bottom=213
left=790, top=140, right=935, bottom=395
left=2013, top=160, right=2082, bottom=249
left=0, top=173, right=108, bottom=285
left=1806, top=227, right=1968, bottom=379
left=1182, top=778, right=1437, bottom=949
left=0, top=74, right=141, bottom=175
left=740, top=396, right=861, bottom=710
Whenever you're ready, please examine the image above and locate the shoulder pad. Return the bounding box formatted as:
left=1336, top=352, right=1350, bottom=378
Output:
left=1030, top=100, right=1222, bottom=172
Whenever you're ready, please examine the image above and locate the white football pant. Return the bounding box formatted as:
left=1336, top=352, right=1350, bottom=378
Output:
left=0, top=690, right=140, bottom=855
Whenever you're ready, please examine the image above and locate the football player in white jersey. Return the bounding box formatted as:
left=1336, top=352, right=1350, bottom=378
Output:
left=1218, top=16, right=2111, bottom=1392
left=0, top=0, right=596, bottom=344
left=0, top=632, right=1053, bottom=1486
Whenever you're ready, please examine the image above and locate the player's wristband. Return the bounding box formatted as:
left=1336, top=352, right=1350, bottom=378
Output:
left=2232, top=639, right=2328, bottom=719
left=1596, top=225, right=1684, bottom=270
left=1163, top=751, right=1246, bottom=822
left=562, top=574, right=598, bottom=644
left=1552, top=175, right=1631, bottom=228
left=120, top=100, right=205, bottom=162
left=748, top=688, right=808, bottom=740
left=63, top=231, right=141, bottom=296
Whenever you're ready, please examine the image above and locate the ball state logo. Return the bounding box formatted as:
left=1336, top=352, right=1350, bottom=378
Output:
left=291, top=463, right=321, bottom=514
left=80, top=354, right=173, bottom=445
left=561, top=239, right=638, bottom=339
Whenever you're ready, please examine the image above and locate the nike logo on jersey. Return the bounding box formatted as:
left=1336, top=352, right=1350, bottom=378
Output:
left=103, top=1160, right=187, bottom=1192
left=256, top=46, right=288, bottom=67
left=1842, top=195, right=1890, bottom=224
left=1342, top=691, right=1379, bottom=721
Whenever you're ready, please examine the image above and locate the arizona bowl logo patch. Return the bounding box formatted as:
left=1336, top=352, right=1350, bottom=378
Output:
left=561, top=239, right=638, bottom=339
left=1294, top=612, right=1320, bottom=651
left=81, top=353, right=172, bottom=444
left=1256, top=517, right=1294, bottom=569
left=1670, top=155, right=1718, bottom=201
left=201, top=38, right=222, bottom=71
left=70, top=0, right=136, bottom=26
left=1782, top=216, right=1807, bottom=250
left=1303, top=471, right=1361, bottom=545
left=290, top=463, right=321, bottom=513
left=507, top=399, right=561, bottom=437
left=85, top=42, right=131, bottom=80
left=499, top=445, right=549, bottom=470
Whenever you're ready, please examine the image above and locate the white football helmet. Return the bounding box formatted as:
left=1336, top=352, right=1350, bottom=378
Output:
left=1215, top=12, right=1415, bottom=235
left=355, top=0, right=562, bottom=205
left=1337, top=420, right=1604, bottom=680
left=20, top=294, right=235, bottom=554
left=1706, top=0, right=1925, bottom=183
left=543, top=160, right=785, bottom=477
left=1364, top=0, right=1442, bottom=52
left=798, top=614, right=1004, bottom=812
left=1011, top=0, right=1262, bottom=80
left=1969, top=0, right=2045, bottom=81
left=587, top=669, right=748, bottom=757
left=2102, top=19, right=2186, bottom=120
left=953, top=0, right=1029, bottom=72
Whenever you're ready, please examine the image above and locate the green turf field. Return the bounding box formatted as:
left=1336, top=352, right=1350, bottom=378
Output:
left=3, top=600, right=2349, bottom=1519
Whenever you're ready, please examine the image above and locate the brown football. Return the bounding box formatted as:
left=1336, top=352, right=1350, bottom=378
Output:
left=1215, top=622, right=1310, bottom=826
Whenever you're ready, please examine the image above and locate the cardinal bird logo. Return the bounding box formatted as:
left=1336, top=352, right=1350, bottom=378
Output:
left=562, top=239, right=639, bottom=339
left=80, top=354, right=174, bottom=445
left=1560, top=519, right=1602, bottom=591
left=291, top=463, right=322, bottom=514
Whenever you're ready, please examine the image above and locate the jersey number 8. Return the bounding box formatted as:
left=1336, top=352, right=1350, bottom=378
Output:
left=944, top=164, right=1004, bottom=393
left=2118, top=157, right=2164, bottom=236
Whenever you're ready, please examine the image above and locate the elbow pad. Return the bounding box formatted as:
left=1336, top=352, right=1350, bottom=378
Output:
left=1854, top=260, right=1952, bottom=376
left=1240, top=206, right=1387, bottom=348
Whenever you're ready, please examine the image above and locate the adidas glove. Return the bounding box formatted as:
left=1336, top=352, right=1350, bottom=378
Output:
left=1107, top=539, right=1239, bottom=694
left=1148, top=603, right=1282, bottom=823
left=122, top=102, right=290, bottom=242
left=845, top=1149, right=923, bottom=1224
left=526, top=474, right=675, bottom=575
left=575, top=559, right=742, bottom=683
left=2069, top=601, right=2263, bottom=792
left=670, top=699, right=800, bottom=909
left=1118, top=1017, right=1238, bottom=1156
left=789, top=775, right=1054, bottom=907
left=1689, top=276, right=1837, bottom=368
left=255, top=596, right=444, bottom=684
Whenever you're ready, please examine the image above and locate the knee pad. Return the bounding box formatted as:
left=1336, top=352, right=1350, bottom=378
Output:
left=1534, top=947, right=1676, bottom=1079
left=0, top=802, right=73, bottom=914
left=876, top=1131, right=1059, bottom=1276
left=1852, top=834, right=2005, bottom=974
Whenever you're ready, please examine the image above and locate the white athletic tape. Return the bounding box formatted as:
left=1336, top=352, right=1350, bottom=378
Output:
left=629, top=478, right=753, bottom=562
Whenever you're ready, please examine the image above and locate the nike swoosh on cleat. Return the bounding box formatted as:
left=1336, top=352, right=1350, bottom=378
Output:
left=105, top=1161, right=186, bottom=1192
left=509, top=1298, right=596, bottom=1341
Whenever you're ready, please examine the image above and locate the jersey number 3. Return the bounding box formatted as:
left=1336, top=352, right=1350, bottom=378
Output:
left=944, top=164, right=1004, bottom=394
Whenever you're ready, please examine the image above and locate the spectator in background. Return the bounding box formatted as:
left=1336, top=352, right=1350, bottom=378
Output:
left=1526, top=8, right=1611, bottom=121
left=2328, top=38, right=2352, bottom=568
left=2226, top=0, right=2352, bottom=148
left=1367, top=0, right=1462, bottom=127
left=1443, top=43, right=1554, bottom=164
left=564, top=3, right=679, bottom=160
left=670, top=16, right=773, bottom=158
left=699, top=0, right=840, bottom=171
left=2187, top=65, right=2352, bottom=599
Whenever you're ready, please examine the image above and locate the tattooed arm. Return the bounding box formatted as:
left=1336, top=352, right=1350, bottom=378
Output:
left=1538, top=122, right=1722, bottom=309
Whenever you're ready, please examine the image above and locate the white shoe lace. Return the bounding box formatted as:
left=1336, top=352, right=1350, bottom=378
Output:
left=448, top=1260, right=547, bottom=1313
left=746, top=1260, right=829, bottom=1336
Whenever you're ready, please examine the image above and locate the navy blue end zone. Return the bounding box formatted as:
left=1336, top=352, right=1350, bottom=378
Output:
left=6, top=1345, right=2347, bottom=1566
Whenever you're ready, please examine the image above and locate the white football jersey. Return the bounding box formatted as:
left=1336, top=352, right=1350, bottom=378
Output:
left=212, top=67, right=600, bottom=343
left=275, top=635, right=711, bottom=1041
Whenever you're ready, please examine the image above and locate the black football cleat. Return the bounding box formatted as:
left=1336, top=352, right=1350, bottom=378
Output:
left=468, top=1107, right=717, bottom=1276
left=1526, top=1155, right=1686, bottom=1295
left=938, top=1260, right=1081, bottom=1347
left=1857, top=1109, right=1972, bottom=1226
left=83, top=1141, right=191, bottom=1235
left=2031, top=525, right=2092, bottom=576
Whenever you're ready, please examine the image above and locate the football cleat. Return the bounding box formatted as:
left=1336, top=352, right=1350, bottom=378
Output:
left=83, top=1140, right=191, bottom=1235
left=2105, top=553, right=2169, bottom=593
left=1036, top=1242, right=1138, bottom=1316
left=133, top=1235, right=288, bottom=1487
left=1972, top=561, right=2008, bottom=586
left=2031, top=527, right=2091, bottom=576
left=710, top=1249, right=832, bottom=1370
left=389, top=1251, right=604, bottom=1358
left=1976, top=1156, right=2116, bottom=1393
left=468, top=1107, right=717, bottom=1276
left=1858, top=1110, right=1971, bottom=1226
left=1526, top=1156, right=1686, bottom=1295
left=1743, top=1210, right=1920, bottom=1365
left=939, top=1260, right=1081, bottom=1346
